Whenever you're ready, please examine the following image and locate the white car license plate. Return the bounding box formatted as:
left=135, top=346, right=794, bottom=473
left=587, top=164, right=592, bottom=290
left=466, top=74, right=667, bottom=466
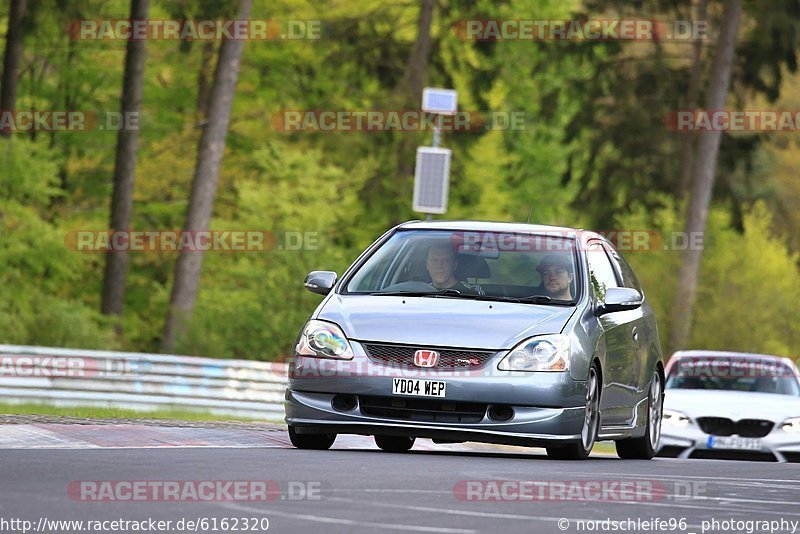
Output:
left=708, top=436, right=762, bottom=451
left=392, top=378, right=446, bottom=397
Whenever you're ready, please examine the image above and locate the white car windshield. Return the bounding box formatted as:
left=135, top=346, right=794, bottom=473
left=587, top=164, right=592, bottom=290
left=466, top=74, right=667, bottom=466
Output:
left=666, top=358, right=800, bottom=396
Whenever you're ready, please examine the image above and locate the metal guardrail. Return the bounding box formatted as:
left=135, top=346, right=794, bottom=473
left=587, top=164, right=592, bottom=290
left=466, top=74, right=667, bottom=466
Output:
left=0, top=345, right=289, bottom=419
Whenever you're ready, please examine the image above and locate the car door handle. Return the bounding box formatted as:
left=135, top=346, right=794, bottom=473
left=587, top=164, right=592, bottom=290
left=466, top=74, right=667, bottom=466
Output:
left=631, top=327, right=639, bottom=342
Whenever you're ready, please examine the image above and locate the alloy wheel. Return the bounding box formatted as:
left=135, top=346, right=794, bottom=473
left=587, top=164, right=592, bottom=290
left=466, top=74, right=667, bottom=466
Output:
left=648, top=371, right=664, bottom=451
left=581, top=367, right=600, bottom=451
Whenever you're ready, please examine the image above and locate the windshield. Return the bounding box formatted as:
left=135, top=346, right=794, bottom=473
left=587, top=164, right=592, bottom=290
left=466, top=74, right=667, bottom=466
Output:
left=344, top=229, right=580, bottom=304
left=666, top=358, right=800, bottom=396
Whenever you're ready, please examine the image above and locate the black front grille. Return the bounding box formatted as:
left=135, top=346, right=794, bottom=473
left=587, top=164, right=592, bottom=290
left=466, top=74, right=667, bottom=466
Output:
left=363, top=343, right=495, bottom=369
left=696, top=417, right=774, bottom=438
left=696, top=417, right=736, bottom=435
left=736, top=419, right=775, bottom=438
left=359, top=395, right=487, bottom=423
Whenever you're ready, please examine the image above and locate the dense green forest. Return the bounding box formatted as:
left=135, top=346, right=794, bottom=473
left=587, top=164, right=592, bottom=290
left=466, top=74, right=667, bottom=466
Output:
left=1, top=0, right=799, bottom=361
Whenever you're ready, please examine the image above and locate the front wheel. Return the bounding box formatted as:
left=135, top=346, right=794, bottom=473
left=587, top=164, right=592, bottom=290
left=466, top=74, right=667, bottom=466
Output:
left=616, top=369, right=663, bottom=459
left=546, top=365, right=600, bottom=460
left=288, top=425, right=336, bottom=450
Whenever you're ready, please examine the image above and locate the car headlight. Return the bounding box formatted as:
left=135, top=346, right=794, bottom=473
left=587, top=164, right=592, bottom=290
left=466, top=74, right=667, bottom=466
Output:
left=498, top=334, right=570, bottom=372
left=662, top=409, right=693, bottom=427
left=295, top=320, right=354, bottom=360
left=780, top=417, right=800, bottom=433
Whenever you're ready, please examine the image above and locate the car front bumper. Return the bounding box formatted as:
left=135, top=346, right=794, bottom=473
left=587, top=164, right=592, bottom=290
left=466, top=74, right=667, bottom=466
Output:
left=659, top=426, right=800, bottom=462
left=284, top=348, right=589, bottom=447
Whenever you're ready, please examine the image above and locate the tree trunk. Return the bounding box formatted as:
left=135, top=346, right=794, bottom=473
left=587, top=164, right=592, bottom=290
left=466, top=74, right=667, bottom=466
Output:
left=0, top=0, right=28, bottom=139
left=196, top=41, right=215, bottom=121
left=392, top=0, right=435, bottom=224
left=669, top=0, right=742, bottom=353
left=677, top=0, right=708, bottom=200
left=399, top=0, right=435, bottom=106
left=101, top=0, right=150, bottom=322
left=160, top=0, right=252, bottom=353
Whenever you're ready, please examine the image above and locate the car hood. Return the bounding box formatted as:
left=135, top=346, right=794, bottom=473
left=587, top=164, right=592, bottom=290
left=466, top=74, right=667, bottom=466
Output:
left=665, top=389, right=800, bottom=422
left=316, top=295, right=575, bottom=350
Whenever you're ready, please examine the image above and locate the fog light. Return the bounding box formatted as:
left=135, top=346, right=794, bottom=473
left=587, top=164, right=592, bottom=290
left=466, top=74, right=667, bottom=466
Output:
left=332, top=394, right=357, bottom=412
left=488, top=405, right=514, bottom=422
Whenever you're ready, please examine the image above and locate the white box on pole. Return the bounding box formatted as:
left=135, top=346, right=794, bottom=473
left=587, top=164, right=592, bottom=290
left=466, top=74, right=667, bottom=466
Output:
left=421, top=88, right=458, bottom=115
left=413, top=147, right=451, bottom=214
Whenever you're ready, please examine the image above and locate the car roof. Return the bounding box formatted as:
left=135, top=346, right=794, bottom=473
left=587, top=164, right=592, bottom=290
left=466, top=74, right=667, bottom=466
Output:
left=398, top=220, right=597, bottom=237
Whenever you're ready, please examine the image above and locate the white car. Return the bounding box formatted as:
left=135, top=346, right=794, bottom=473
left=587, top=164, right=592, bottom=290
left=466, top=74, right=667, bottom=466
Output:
left=659, top=350, right=800, bottom=462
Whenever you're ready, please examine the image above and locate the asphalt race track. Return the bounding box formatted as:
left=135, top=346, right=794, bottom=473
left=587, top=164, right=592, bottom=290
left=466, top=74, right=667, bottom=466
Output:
left=1, top=418, right=798, bottom=534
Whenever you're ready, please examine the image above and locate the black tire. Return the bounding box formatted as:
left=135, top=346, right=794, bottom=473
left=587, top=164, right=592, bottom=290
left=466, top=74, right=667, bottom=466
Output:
left=546, top=365, right=600, bottom=460
left=616, top=369, right=663, bottom=460
left=288, top=425, right=336, bottom=450
left=374, top=435, right=415, bottom=452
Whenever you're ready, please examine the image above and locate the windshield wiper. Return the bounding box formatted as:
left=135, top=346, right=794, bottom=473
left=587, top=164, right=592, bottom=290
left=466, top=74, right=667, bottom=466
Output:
left=371, top=289, right=462, bottom=297
left=457, top=294, right=574, bottom=306
left=517, top=294, right=575, bottom=305
left=369, top=290, right=574, bottom=305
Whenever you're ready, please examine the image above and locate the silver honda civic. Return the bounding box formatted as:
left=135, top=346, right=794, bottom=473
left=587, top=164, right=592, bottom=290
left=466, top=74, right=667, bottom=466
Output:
left=285, top=221, right=665, bottom=460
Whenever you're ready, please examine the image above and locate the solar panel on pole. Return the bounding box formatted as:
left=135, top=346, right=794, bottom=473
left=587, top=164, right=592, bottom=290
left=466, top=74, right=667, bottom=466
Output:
left=413, top=147, right=451, bottom=214
left=413, top=87, right=457, bottom=217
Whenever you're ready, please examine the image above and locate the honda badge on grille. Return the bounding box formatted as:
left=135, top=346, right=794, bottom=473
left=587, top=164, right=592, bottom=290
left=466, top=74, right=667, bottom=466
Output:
left=413, top=350, right=439, bottom=367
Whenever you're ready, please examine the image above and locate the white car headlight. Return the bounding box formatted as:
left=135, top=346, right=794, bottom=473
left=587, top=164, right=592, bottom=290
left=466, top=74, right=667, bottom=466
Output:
left=780, top=417, right=800, bottom=433
left=295, top=320, right=354, bottom=360
left=662, top=409, right=693, bottom=427
left=498, top=334, right=570, bottom=372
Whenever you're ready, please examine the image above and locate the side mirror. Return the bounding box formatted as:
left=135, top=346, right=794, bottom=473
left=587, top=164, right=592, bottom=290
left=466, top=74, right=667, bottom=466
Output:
left=596, top=287, right=642, bottom=316
left=304, top=271, right=337, bottom=296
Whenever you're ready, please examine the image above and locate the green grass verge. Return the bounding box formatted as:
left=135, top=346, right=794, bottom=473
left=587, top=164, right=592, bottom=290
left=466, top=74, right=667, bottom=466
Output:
left=0, top=403, right=272, bottom=422
left=592, top=441, right=617, bottom=455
